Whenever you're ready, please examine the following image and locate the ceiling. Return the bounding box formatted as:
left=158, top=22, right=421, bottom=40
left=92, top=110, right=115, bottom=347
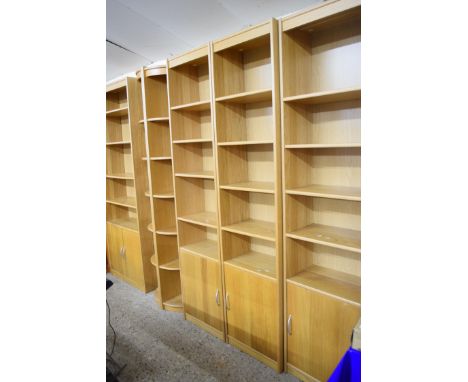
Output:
left=106, top=0, right=321, bottom=81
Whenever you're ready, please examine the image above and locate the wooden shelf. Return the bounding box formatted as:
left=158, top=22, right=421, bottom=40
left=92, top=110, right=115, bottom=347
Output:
left=174, top=170, right=214, bottom=179
left=106, top=106, right=128, bottom=117
left=173, top=138, right=212, bottom=144
left=178, top=211, right=218, bottom=228
left=287, top=265, right=361, bottom=305
left=107, top=217, right=138, bottom=231
left=285, top=143, right=361, bottom=149
left=106, top=140, right=131, bottom=146
left=106, top=173, right=134, bottom=180
left=159, top=258, right=180, bottom=271
left=225, top=252, right=276, bottom=279
left=220, top=181, right=274, bottom=194
left=222, top=219, right=275, bottom=242
left=283, top=87, right=361, bottom=105
left=287, top=223, right=361, bottom=253
left=106, top=196, right=137, bottom=209
left=216, top=89, right=272, bottom=104
left=145, top=191, right=174, bottom=199
left=163, top=294, right=183, bottom=309
left=142, top=156, right=172, bottom=161
left=180, top=239, right=218, bottom=261
left=218, top=140, right=273, bottom=147
left=148, top=117, right=169, bottom=122
left=150, top=255, right=157, bottom=267
left=286, top=185, right=361, bottom=201
left=171, top=100, right=211, bottom=112
left=147, top=222, right=177, bottom=235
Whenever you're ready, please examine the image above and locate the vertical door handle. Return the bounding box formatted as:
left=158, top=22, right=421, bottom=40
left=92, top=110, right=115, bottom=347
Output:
left=215, top=289, right=220, bottom=306
left=121, top=247, right=126, bottom=258
left=119, top=247, right=123, bottom=257
left=225, top=293, right=230, bottom=310
left=287, top=314, right=292, bottom=335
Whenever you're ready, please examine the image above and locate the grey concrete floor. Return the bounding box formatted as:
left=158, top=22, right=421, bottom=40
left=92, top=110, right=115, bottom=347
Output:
left=106, top=274, right=299, bottom=382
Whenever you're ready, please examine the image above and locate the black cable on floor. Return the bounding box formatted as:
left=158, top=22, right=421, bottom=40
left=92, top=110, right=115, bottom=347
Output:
left=106, top=299, right=117, bottom=357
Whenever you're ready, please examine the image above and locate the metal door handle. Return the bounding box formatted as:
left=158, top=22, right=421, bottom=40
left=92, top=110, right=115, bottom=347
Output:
left=119, top=247, right=123, bottom=257
left=121, top=247, right=126, bottom=257
left=215, top=289, right=220, bottom=305
left=287, top=314, right=292, bottom=335
left=225, top=293, right=230, bottom=310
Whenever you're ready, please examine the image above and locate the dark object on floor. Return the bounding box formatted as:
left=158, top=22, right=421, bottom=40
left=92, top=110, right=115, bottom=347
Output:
left=107, top=367, right=119, bottom=382
left=107, top=279, right=114, bottom=290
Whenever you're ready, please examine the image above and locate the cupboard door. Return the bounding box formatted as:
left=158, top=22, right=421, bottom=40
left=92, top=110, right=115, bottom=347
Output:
left=180, top=251, right=224, bottom=332
left=122, top=227, right=144, bottom=288
left=287, top=283, right=360, bottom=382
left=106, top=223, right=124, bottom=275
left=224, top=265, right=278, bottom=361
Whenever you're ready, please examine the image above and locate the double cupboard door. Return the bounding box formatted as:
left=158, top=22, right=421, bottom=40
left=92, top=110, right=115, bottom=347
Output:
left=106, top=222, right=144, bottom=290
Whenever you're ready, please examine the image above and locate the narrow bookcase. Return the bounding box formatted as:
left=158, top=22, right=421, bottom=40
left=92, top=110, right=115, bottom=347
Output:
left=106, top=77, right=156, bottom=292
left=280, top=0, right=361, bottom=381
left=211, top=19, right=283, bottom=371
left=138, top=65, right=183, bottom=312
left=167, top=45, right=225, bottom=338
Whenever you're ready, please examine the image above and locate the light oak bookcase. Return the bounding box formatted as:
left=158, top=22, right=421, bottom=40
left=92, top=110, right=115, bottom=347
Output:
left=280, top=0, right=361, bottom=381
left=167, top=45, right=226, bottom=337
left=106, top=77, right=156, bottom=292
left=137, top=66, right=184, bottom=312
left=211, top=19, right=283, bottom=371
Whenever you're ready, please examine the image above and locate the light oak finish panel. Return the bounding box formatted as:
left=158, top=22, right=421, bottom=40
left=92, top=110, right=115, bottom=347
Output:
left=286, top=283, right=360, bottom=382
left=224, top=264, right=279, bottom=367
left=180, top=251, right=224, bottom=336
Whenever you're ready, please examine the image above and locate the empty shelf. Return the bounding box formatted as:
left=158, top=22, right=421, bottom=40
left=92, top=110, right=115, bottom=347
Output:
left=178, top=211, right=218, bottom=228
left=106, top=106, right=128, bottom=117
left=150, top=255, right=157, bottom=267
left=107, top=217, right=138, bottom=231
left=218, top=140, right=273, bottom=146
left=163, top=295, right=183, bottom=309
left=106, top=173, right=134, bottom=180
left=147, top=223, right=177, bottom=235
left=142, top=156, right=172, bottom=161
left=173, top=138, right=212, bottom=144
left=220, top=181, right=274, bottom=194
left=287, top=224, right=361, bottom=253
left=216, top=89, right=272, bottom=103
left=285, top=143, right=361, bottom=149
left=159, top=258, right=180, bottom=271
left=171, top=100, right=210, bottom=112
left=283, top=87, right=361, bottom=105
left=225, top=252, right=276, bottom=280
left=286, top=185, right=361, bottom=201
left=181, top=240, right=218, bottom=261
left=147, top=116, right=169, bottom=122
left=145, top=191, right=174, bottom=199
left=222, top=219, right=275, bottom=242
left=106, top=140, right=131, bottom=146
left=288, top=265, right=361, bottom=304
left=175, top=170, right=214, bottom=179
left=106, top=196, right=137, bottom=209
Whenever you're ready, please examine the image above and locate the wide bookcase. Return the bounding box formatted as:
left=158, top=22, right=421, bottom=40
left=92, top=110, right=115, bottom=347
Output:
left=167, top=46, right=225, bottom=336
left=280, top=0, right=361, bottom=381
left=211, top=19, right=283, bottom=371
left=137, top=65, right=184, bottom=312
left=106, top=77, right=156, bottom=292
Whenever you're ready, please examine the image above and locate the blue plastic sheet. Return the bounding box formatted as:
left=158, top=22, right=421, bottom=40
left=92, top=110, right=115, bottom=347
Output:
left=328, top=347, right=361, bottom=382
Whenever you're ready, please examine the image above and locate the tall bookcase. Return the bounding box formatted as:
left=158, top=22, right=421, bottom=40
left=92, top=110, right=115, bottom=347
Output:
left=138, top=66, right=184, bottom=312
left=211, top=20, right=283, bottom=371
left=106, top=77, right=156, bottom=292
left=280, top=0, right=361, bottom=381
left=167, top=46, right=225, bottom=337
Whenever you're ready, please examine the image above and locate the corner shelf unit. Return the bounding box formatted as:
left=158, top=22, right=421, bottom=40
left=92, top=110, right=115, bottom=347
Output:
left=280, top=1, right=361, bottom=381
left=212, top=19, right=283, bottom=371
left=106, top=77, right=156, bottom=293
left=168, top=45, right=225, bottom=338
left=138, top=65, right=183, bottom=312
